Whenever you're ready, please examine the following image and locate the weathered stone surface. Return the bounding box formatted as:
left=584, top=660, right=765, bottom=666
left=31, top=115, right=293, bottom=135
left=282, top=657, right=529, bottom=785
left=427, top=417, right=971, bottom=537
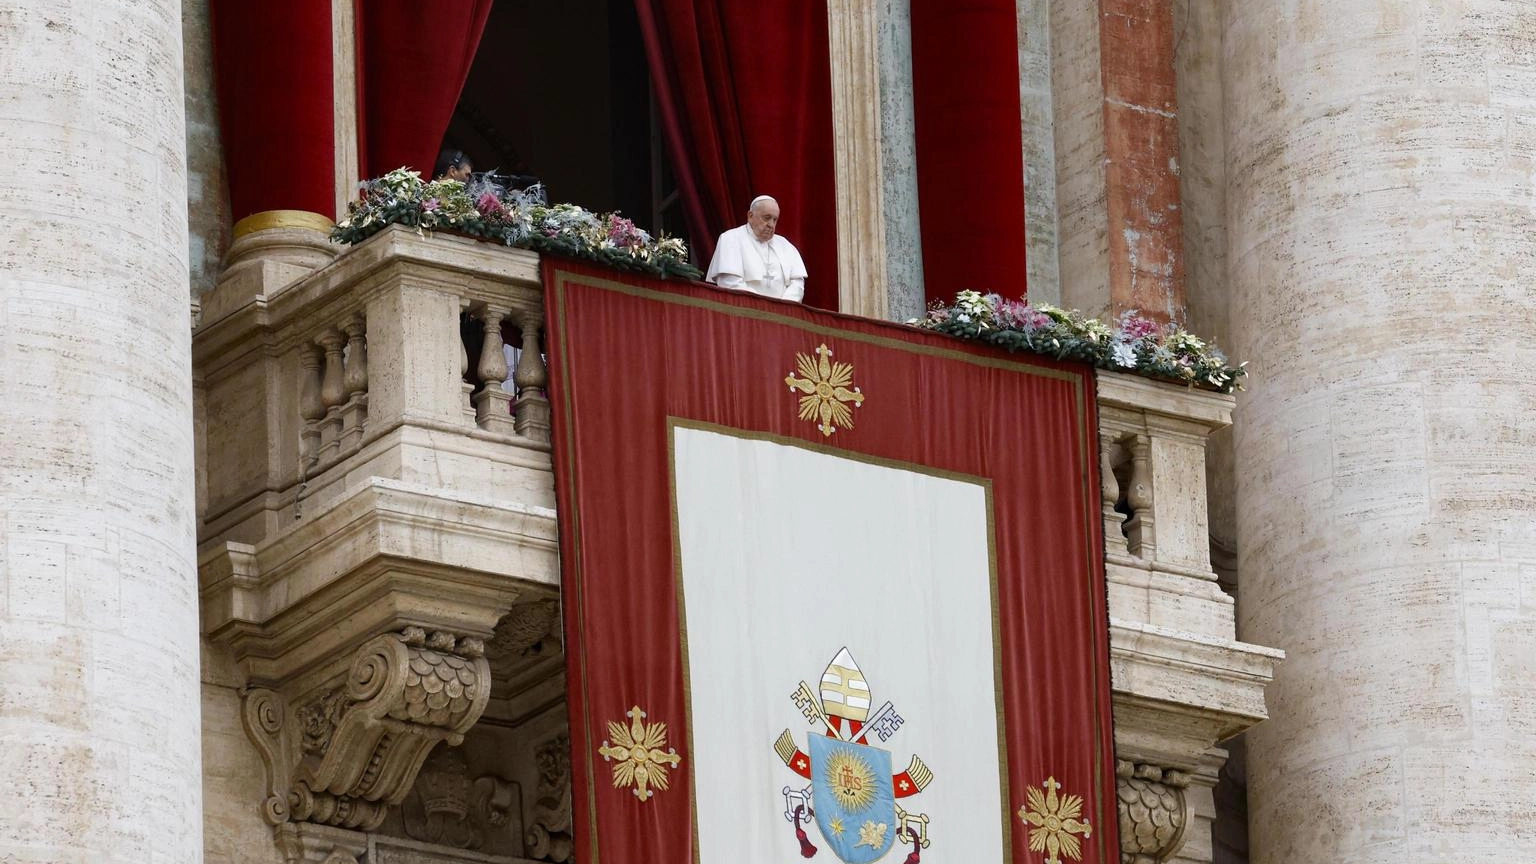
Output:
left=1226, top=1, right=1536, bottom=859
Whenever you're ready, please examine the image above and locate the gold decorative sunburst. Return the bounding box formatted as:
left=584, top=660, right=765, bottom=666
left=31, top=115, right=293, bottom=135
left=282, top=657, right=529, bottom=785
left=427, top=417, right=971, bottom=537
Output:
left=597, top=706, right=682, bottom=802
left=785, top=344, right=864, bottom=436
left=825, top=748, right=878, bottom=813
left=1018, top=776, right=1092, bottom=863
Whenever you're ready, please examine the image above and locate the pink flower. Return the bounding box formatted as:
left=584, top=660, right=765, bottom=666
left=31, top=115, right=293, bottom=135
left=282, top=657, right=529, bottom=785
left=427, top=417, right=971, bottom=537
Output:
left=476, top=192, right=502, bottom=216
left=607, top=216, right=643, bottom=248
left=422, top=198, right=441, bottom=213
left=1117, top=311, right=1161, bottom=341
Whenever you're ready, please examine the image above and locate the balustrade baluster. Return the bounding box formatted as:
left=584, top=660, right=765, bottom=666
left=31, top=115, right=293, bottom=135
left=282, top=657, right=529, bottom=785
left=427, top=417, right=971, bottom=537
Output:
left=472, top=304, right=517, bottom=435
left=512, top=309, right=551, bottom=443
left=299, top=345, right=325, bottom=469
left=1125, top=434, right=1155, bottom=559
left=460, top=300, right=476, bottom=425
left=317, top=329, right=347, bottom=462
left=1101, top=431, right=1128, bottom=556
left=340, top=315, right=368, bottom=453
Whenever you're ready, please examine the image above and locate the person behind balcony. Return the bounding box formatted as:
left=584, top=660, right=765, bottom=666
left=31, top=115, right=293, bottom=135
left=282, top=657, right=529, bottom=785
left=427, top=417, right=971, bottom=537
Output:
left=434, top=148, right=473, bottom=183
left=706, top=195, right=807, bottom=302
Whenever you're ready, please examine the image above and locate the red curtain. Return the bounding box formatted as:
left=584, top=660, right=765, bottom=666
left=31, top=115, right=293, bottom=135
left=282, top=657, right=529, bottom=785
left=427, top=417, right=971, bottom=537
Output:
left=910, top=0, right=1028, bottom=303
left=635, top=0, right=839, bottom=310
left=544, top=260, right=1119, bottom=863
left=209, top=0, right=335, bottom=221
left=357, top=0, right=493, bottom=180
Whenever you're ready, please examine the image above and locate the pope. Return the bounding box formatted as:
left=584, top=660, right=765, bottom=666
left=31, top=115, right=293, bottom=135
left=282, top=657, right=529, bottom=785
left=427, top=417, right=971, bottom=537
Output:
left=706, top=195, right=808, bottom=302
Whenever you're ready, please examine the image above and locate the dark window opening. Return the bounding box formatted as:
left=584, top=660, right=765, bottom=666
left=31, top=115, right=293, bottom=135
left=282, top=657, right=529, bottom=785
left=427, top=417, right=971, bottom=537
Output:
left=444, top=0, right=691, bottom=254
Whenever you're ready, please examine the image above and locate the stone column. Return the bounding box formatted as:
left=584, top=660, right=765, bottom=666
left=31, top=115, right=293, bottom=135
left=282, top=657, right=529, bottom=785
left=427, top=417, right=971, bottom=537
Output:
left=1226, top=3, right=1536, bottom=860
left=1016, top=0, right=1061, bottom=307
left=827, top=0, right=891, bottom=320
left=0, top=3, right=201, bottom=864
left=877, top=0, right=926, bottom=320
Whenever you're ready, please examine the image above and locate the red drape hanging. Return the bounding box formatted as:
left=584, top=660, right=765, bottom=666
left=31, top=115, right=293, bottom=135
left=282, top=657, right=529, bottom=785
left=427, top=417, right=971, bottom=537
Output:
left=357, top=0, right=493, bottom=180
left=910, top=0, right=1028, bottom=303
left=543, top=260, right=1119, bottom=863
left=209, top=0, right=335, bottom=221
left=635, top=0, right=839, bottom=310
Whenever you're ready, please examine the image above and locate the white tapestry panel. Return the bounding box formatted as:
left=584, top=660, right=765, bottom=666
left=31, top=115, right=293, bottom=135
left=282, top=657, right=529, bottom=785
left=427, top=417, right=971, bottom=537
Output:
left=673, top=425, right=1005, bottom=864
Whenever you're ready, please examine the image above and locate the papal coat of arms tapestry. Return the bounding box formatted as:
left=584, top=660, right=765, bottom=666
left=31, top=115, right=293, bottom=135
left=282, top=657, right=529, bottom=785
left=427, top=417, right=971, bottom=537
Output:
left=543, top=261, right=1118, bottom=863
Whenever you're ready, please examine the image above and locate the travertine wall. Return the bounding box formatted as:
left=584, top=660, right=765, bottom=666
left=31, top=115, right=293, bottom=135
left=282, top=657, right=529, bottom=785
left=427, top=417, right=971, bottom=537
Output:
left=1226, top=1, right=1536, bottom=859
left=0, top=2, right=203, bottom=862
left=201, top=647, right=282, bottom=864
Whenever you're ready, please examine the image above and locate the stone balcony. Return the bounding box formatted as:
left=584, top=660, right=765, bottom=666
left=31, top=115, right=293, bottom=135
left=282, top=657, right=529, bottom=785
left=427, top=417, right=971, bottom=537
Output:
left=192, top=223, right=1277, bottom=864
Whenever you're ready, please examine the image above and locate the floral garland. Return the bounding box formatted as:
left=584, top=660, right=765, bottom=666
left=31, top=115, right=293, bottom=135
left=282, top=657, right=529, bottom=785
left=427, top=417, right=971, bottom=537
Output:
left=913, top=291, right=1247, bottom=393
left=331, top=168, right=701, bottom=279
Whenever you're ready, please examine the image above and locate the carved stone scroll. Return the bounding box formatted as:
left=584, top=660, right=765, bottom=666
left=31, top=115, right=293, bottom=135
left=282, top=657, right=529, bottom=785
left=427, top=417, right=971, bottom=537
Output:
left=244, top=627, right=493, bottom=833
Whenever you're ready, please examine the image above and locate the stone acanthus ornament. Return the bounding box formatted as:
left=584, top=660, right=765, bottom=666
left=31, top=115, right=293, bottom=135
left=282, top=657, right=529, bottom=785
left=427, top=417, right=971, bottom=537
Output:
left=524, top=733, right=574, bottom=863
left=399, top=744, right=520, bottom=850
left=1115, top=760, right=1189, bottom=864
left=243, top=627, right=492, bottom=832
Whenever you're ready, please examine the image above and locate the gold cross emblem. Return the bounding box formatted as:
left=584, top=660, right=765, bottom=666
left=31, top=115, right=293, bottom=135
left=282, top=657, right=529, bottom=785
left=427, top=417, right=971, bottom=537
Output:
left=785, top=344, right=864, bottom=436
left=598, top=705, right=682, bottom=802
left=1018, top=776, right=1092, bottom=863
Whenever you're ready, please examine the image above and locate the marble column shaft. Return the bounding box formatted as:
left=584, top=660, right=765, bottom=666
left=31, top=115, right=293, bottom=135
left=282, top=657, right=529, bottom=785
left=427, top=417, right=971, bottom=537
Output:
left=0, top=2, right=202, bottom=862
left=1226, top=2, right=1536, bottom=859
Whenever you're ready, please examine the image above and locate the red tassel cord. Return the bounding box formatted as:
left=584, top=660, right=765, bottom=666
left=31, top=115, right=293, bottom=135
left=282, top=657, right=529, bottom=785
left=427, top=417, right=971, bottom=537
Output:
left=792, top=804, right=818, bottom=858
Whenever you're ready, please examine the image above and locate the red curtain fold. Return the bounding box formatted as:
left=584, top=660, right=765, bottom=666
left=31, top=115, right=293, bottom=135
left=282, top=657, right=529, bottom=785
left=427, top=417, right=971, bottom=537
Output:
left=910, top=0, right=1028, bottom=303
left=635, top=0, right=839, bottom=310
left=357, top=0, right=493, bottom=180
left=209, top=0, right=335, bottom=221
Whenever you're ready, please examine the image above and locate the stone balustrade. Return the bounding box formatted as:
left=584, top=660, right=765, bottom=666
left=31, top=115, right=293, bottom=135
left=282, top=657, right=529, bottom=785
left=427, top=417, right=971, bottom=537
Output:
left=1096, top=372, right=1281, bottom=864
left=195, top=225, right=562, bottom=857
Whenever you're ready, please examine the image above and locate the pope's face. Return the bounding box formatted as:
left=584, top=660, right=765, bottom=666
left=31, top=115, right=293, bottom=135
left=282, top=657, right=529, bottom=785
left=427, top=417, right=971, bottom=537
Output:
left=747, top=200, right=780, bottom=241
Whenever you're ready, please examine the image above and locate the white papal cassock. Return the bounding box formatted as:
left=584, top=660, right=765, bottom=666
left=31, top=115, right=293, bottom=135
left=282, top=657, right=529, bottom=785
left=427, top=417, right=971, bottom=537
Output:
left=707, top=224, right=809, bottom=302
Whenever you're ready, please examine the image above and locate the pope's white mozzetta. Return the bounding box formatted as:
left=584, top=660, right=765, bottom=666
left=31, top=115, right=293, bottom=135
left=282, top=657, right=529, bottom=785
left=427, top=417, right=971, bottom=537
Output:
left=707, top=195, right=809, bottom=302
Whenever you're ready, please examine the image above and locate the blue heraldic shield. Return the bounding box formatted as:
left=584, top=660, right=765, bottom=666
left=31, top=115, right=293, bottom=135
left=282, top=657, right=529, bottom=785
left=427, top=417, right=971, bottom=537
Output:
left=809, top=735, right=898, bottom=863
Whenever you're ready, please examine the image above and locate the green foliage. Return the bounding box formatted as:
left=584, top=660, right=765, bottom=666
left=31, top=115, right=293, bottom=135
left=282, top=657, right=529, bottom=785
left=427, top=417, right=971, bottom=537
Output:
left=332, top=168, right=702, bottom=280
left=913, top=291, right=1247, bottom=393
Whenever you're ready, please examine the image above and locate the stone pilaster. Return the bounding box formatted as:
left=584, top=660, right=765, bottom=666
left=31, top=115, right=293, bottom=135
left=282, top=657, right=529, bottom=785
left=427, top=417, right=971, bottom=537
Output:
left=876, top=0, right=926, bottom=320
left=0, top=2, right=201, bottom=862
left=1017, top=0, right=1062, bottom=306
left=1226, top=2, right=1536, bottom=858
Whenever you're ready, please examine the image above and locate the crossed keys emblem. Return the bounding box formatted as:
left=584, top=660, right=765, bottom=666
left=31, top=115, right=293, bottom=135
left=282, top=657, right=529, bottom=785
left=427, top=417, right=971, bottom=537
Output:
left=773, top=648, right=933, bottom=864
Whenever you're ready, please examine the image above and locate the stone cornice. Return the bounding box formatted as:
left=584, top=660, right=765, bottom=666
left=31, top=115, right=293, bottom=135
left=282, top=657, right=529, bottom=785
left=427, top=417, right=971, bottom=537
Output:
left=201, top=477, right=558, bottom=692
left=1097, top=370, right=1235, bottom=431
left=1109, top=618, right=1282, bottom=770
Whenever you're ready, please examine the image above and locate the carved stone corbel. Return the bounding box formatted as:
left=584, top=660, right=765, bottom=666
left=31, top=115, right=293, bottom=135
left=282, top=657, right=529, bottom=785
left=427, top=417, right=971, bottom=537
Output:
left=243, top=626, right=492, bottom=833
left=1116, top=760, right=1189, bottom=864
